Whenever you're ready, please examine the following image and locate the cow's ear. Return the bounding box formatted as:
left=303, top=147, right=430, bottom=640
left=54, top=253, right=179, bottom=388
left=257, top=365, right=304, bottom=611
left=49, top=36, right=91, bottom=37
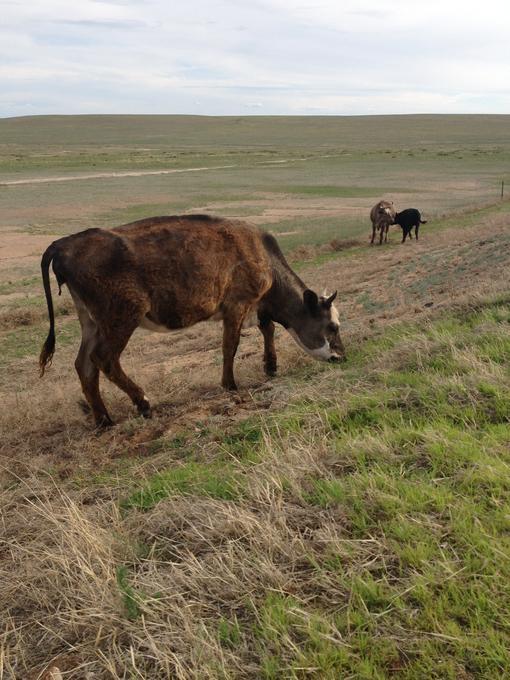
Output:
left=303, top=289, right=319, bottom=312
left=324, top=291, right=337, bottom=308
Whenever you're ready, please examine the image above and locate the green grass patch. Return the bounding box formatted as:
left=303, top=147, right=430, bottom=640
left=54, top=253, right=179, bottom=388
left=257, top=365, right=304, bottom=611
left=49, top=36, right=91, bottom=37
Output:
left=276, top=184, right=388, bottom=198
left=240, top=298, right=510, bottom=677
left=116, top=565, right=143, bottom=620
left=0, top=318, right=80, bottom=366
left=121, top=460, right=242, bottom=511
left=217, top=616, right=242, bottom=649
left=0, top=275, right=40, bottom=296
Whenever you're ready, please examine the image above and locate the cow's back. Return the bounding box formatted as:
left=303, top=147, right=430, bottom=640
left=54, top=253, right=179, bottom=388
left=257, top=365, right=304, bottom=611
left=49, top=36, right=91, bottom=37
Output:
left=114, top=214, right=265, bottom=264
left=114, top=215, right=274, bottom=327
left=113, top=214, right=270, bottom=289
left=51, top=215, right=273, bottom=328
left=394, top=208, right=421, bottom=225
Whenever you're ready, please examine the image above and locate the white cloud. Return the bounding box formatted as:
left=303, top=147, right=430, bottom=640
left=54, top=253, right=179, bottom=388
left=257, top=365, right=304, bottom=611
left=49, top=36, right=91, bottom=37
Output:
left=0, top=0, right=509, bottom=116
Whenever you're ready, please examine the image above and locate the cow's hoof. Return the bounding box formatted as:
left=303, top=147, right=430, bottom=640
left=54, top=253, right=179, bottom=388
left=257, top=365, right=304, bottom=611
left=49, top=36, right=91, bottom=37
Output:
left=222, top=380, right=238, bottom=391
left=137, top=397, right=152, bottom=419
left=95, top=415, right=114, bottom=429
left=264, top=358, right=277, bottom=376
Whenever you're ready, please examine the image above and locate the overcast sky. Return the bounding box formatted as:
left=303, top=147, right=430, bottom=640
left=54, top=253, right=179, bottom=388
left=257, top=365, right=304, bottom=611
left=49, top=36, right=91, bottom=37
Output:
left=1, top=0, right=509, bottom=117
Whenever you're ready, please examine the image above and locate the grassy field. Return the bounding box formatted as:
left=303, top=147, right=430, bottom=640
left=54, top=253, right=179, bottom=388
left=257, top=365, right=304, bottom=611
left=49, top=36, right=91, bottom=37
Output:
left=1, top=115, right=509, bottom=237
left=1, top=115, right=510, bottom=679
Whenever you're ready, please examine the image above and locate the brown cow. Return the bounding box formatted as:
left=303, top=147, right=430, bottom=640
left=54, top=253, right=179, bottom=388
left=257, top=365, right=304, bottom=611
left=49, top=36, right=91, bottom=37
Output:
left=39, top=215, right=345, bottom=428
left=370, top=200, right=396, bottom=245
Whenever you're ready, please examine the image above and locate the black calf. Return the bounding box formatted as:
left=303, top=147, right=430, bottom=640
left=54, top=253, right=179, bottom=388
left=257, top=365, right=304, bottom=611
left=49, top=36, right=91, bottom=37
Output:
left=393, top=208, right=427, bottom=243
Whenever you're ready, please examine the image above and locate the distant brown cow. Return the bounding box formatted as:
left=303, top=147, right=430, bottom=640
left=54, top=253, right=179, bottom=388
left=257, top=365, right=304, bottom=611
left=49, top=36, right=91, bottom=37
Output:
left=370, top=200, right=396, bottom=245
left=39, top=215, right=345, bottom=428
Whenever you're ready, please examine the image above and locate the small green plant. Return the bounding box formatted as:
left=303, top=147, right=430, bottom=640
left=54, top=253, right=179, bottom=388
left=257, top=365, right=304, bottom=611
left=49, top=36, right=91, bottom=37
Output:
left=116, top=566, right=142, bottom=620
left=217, top=616, right=242, bottom=648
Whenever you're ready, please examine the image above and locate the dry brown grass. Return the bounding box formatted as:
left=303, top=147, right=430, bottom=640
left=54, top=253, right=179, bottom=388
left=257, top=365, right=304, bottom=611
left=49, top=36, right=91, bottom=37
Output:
left=0, top=298, right=74, bottom=332
left=0, top=423, right=395, bottom=678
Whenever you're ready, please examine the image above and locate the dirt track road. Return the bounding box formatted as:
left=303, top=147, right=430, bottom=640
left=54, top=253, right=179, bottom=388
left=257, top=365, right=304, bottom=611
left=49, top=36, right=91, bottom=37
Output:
left=0, top=153, right=336, bottom=187
left=0, top=164, right=237, bottom=186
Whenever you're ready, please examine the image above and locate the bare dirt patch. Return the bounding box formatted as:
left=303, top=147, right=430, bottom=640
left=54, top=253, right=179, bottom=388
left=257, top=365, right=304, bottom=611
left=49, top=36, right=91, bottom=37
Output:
left=0, top=232, right=58, bottom=269
left=192, top=196, right=369, bottom=225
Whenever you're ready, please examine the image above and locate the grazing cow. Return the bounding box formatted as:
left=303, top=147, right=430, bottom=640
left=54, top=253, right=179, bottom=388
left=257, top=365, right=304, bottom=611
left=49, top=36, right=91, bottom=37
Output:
left=370, top=200, right=396, bottom=245
left=392, top=208, right=427, bottom=243
left=39, top=215, right=345, bottom=428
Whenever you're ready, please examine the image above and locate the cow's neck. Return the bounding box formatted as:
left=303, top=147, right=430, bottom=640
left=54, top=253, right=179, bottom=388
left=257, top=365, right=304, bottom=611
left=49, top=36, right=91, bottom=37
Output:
left=264, top=257, right=306, bottom=329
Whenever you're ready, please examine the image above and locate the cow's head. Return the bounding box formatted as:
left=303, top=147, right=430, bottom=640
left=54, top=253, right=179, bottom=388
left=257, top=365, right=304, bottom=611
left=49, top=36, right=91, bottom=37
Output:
left=287, top=290, right=346, bottom=363
left=378, top=201, right=395, bottom=218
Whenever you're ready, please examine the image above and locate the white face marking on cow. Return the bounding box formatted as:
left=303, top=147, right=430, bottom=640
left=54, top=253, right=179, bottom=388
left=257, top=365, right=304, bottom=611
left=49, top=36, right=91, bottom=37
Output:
left=287, top=329, right=334, bottom=361
left=330, top=303, right=340, bottom=326
left=308, top=341, right=334, bottom=360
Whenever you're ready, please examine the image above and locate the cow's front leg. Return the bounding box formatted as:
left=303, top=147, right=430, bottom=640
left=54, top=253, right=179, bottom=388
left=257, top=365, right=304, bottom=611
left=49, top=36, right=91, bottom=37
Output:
left=221, top=307, right=247, bottom=390
left=258, top=315, right=277, bottom=376
left=370, top=224, right=376, bottom=244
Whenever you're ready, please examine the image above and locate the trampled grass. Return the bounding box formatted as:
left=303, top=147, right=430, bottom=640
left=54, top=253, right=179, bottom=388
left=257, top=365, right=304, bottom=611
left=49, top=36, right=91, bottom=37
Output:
left=2, top=296, right=510, bottom=678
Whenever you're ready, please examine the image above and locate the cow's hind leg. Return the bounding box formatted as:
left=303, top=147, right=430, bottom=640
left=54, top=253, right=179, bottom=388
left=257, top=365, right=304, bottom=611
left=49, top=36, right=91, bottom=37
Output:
left=91, top=322, right=151, bottom=419
left=71, top=292, right=113, bottom=428
left=258, top=314, right=277, bottom=376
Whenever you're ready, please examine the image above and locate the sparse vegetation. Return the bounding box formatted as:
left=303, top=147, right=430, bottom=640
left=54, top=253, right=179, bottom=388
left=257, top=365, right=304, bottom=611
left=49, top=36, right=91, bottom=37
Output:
left=2, top=295, right=510, bottom=678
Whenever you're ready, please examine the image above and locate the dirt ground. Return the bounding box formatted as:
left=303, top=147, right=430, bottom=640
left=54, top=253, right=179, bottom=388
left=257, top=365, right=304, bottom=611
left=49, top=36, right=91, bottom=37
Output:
left=1, top=210, right=509, bottom=486
left=0, top=232, right=62, bottom=269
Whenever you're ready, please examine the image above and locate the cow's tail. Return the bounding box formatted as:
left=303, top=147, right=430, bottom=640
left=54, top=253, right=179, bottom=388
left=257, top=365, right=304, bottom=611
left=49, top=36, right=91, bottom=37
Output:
left=39, top=243, right=59, bottom=377
left=420, top=219, right=428, bottom=224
